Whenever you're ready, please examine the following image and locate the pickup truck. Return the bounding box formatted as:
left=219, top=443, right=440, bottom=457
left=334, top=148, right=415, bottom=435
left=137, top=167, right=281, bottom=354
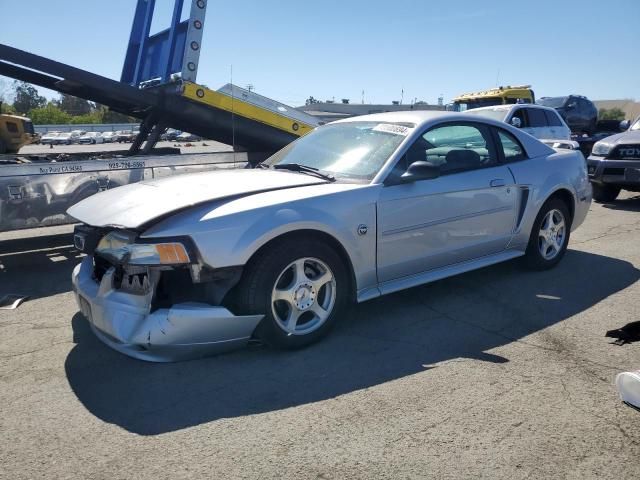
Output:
left=587, top=116, right=640, bottom=202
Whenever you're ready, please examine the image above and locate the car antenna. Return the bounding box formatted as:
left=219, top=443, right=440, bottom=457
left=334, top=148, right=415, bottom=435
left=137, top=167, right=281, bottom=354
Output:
left=231, top=64, right=236, bottom=166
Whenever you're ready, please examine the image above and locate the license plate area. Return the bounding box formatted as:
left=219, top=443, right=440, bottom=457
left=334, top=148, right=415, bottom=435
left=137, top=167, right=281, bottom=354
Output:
left=624, top=168, right=640, bottom=182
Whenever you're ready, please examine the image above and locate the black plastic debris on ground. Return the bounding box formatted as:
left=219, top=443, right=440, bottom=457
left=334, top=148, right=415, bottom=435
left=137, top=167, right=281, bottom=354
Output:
left=606, top=321, right=640, bottom=345
left=0, top=294, right=29, bottom=310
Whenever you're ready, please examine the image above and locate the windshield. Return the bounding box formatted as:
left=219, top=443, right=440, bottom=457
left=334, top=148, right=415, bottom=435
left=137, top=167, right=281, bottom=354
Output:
left=537, top=97, right=568, bottom=108
left=455, top=97, right=503, bottom=111
left=464, top=108, right=508, bottom=122
left=631, top=118, right=640, bottom=131
left=264, top=121, right=413, bottom=181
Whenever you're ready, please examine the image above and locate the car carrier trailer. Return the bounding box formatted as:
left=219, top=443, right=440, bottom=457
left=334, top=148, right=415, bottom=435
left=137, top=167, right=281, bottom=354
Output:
left=0, top=150, right=267, bottom=232
left=0, top=0, right=319, bottom=232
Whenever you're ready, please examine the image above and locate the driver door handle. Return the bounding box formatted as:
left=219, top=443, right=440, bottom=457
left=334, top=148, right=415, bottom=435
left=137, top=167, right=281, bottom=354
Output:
left=490, top=179, right=506, bottom=187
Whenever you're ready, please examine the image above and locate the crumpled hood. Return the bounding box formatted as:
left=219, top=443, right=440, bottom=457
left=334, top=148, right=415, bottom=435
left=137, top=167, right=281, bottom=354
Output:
left=67, top=168, right=325, bottom=229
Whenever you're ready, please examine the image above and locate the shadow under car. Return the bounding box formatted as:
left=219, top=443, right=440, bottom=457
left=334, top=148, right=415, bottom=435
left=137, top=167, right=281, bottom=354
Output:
left=65, top=249, right=639, bottom=435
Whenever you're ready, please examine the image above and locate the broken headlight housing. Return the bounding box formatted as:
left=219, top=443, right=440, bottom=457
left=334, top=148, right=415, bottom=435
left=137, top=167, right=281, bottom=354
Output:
left=95, top=231, right=192, bottom=266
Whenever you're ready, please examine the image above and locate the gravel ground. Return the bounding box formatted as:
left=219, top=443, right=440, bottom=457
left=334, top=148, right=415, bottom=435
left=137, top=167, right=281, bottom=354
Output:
left=1, top=193, right=639, bottom=479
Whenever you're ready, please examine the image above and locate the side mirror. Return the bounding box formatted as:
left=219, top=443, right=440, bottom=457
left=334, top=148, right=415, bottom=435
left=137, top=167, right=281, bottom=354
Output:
left=400, top=161, right=440, bottom=183
left=619, top=120, right=631, bottom=131
left=510, top=117, right=522, bottom=128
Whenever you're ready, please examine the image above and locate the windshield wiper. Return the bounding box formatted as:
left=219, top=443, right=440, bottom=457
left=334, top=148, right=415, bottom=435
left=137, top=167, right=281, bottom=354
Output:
left=272, top=163, right=336, bottom=182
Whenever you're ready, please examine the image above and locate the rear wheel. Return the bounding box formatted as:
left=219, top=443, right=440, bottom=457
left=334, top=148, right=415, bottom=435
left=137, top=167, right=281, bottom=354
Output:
left=592, top=184, right=620, bottom=203
left=524, top=198, right=571, bottom=270
left=235, top=238, right=349, bottom=349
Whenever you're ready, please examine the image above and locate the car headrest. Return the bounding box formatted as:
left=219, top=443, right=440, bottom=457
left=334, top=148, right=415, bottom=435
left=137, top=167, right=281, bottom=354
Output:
left=445, top=149, right=481, bottom=170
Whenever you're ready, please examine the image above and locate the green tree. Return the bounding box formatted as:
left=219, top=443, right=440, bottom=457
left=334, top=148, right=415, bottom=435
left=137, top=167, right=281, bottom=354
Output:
left=12, top=81, right=46, bottom=115
left=28, top=103, right=72, bottom=124
left=70, top=111, right=102, bottom=124
left=599, top=108, right=626, bottom=121
left=96, top=104, right=137, bottom=123
left=0, top=78, right=15, bottom=114
left=56, top=93, right=93, bottom=116
left=0, top=101, right=16, bottom=115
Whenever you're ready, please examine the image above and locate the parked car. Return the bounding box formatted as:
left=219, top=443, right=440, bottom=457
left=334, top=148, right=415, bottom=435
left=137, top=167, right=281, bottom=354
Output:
left=114, top=130, right=132, bottom=143
left=176, top=131, right=202, bottom=142
left=40, top=131, right=61, bottom=145
left=587, top=116, right=640, bottom=202
left=52, top=131, right=81, bottom=145
left=537, top=95, right=598, bottom=135
left=69, top=111, right=592, bottom=361
left=466, top=104, right=571, bottom=141
left=161, top=128, right=181, bottom=141
left=100, top=131, right=117, bottom=143
left=78, top=132, right=104, bottom=145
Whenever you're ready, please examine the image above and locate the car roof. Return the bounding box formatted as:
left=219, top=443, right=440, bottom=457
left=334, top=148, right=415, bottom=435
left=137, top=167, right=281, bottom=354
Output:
left=330, top=109, right=555, bottom=161
left=333, top=110, right=463, bottom=128
left=2, top=114, right=30, bottom=121
left=331, top=109, right=559, bottom=129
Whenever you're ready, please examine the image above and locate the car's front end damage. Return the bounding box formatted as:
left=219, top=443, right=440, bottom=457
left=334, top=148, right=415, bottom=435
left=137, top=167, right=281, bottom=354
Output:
left=71, top=225, right=263, bottom=362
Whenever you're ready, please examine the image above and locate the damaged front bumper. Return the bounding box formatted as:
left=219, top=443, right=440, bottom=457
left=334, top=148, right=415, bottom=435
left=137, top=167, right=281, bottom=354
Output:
left=71, top=257, right=263, bottom=362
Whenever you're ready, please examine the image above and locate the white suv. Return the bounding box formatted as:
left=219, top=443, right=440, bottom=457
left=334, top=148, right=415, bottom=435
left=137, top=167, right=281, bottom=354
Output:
left=466, top=104, right=572, bottom=142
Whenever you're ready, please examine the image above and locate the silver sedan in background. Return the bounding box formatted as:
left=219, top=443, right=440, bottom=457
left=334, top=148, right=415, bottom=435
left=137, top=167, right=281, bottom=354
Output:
left=69, top=111, right=592, bottom=361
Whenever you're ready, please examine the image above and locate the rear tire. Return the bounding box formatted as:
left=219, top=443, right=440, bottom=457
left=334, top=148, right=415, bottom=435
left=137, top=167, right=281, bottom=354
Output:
left=234, top=238, right=350, bottom=349
left=592, top=184, right=620, bottom=203
left=524, top=198, right=571, bottom=270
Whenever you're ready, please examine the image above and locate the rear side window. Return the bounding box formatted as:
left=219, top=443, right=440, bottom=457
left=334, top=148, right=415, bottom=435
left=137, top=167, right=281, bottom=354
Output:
left=496, top=129, right=526, bottom=162
left=6, top=122, right=19, bottom=133
left=526, top=109, right=547, bottom=128
left=544, top=110, right=563, bottom=127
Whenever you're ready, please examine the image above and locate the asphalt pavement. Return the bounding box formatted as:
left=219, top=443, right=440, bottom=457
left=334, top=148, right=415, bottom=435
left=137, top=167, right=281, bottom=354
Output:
left=1, top=193, right=639, bottom=479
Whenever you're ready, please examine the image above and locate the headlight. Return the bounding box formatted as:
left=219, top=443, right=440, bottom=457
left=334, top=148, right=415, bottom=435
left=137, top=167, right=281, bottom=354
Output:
left=95, top=231, right=191, bottom=265
left=592, top=142, right=613, bottom=156
left=127, top=243, right=191, bottom=265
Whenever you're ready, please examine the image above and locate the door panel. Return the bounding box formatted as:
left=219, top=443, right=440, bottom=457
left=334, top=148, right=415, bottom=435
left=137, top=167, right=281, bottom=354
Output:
left=377, top=165, right=517, bottom=282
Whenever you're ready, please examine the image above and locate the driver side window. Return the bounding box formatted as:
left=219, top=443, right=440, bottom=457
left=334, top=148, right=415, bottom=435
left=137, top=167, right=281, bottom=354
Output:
left=405, top=123, right=497, bottom=175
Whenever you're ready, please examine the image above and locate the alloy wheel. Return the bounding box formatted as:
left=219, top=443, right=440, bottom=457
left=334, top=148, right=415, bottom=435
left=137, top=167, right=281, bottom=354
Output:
left=271, top=257, right=336, bottom=336
left=538, top=209, right=566, bottom=260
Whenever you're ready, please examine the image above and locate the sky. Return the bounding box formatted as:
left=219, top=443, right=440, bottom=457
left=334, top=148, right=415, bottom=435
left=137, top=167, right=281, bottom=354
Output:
left=0, top=0, right=638, bottom=106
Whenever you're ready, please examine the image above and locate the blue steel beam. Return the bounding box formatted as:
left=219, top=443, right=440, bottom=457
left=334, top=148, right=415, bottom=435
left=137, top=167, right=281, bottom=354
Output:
left=162, top=0, right=185, bottom=83
left=122, top=0, right=204, bottom=87
left=132, top=0, right=156, bottom=85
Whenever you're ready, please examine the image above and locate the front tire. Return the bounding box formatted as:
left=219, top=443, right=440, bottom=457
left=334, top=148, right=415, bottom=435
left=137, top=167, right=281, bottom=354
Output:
left=592, top=183, right=620, bottom=203
left=235, top=238, right=350, bottom=349
left=524, top=198, right=571, bottom=270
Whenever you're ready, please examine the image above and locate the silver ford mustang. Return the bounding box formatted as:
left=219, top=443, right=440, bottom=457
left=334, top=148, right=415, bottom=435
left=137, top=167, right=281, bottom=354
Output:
left=69, top=111, right=592, bottom=362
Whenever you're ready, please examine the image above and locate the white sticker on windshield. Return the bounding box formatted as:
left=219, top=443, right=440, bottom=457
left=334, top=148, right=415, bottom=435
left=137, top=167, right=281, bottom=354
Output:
left=372, top=123, right=411, bottom=136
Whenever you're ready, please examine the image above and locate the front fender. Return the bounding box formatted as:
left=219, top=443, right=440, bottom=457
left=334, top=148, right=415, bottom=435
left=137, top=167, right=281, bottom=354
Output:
left=142, top=184, right=381, bottom=294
